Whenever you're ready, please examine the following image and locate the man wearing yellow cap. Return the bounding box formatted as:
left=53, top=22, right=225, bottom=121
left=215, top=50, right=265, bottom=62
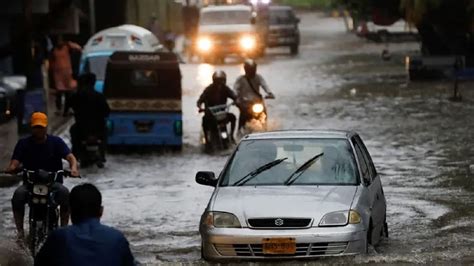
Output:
left=5, top=112, right=79, bottom=241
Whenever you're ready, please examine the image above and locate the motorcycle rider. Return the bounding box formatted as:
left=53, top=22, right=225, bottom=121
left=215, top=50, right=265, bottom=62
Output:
left=5, top=112, right=79, bottom=241
left=197, top=70, right=237, bottom=143
left=233, top=59, right=275, bottom=130
left=69, top=73, right=110, bottom=164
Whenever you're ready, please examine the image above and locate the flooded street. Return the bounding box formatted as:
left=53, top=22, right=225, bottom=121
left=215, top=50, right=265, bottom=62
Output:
left=1, top=12, right=473, bottom=264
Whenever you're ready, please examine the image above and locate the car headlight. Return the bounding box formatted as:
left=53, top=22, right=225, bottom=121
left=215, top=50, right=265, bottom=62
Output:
left=197, top=37, right=212, bottom=52
left=240, top=35, right=256, bottom=50
left=319, top=210, right=361, bottom=227
left=203, top=212, right=241, bottom=228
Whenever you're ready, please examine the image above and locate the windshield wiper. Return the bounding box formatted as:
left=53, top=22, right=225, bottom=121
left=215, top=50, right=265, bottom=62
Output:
left=283, top=153, right=324, bottom=186
left=233, top=158, right=288, bottom=186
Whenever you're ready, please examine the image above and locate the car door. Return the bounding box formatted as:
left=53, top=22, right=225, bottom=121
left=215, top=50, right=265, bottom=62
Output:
left=352, top=136, right=380, bottom=228
left=354, top=135, right=385, bottom=229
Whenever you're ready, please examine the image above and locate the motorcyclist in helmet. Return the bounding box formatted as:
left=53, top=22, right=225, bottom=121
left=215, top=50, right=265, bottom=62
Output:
left=197, top=70, right=237, bottom=143
left=233, top=59, right=275, bottom=129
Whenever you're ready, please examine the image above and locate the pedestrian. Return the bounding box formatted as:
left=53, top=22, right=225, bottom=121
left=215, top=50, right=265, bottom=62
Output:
left=49, top=35, right=82, bottom=116
left=35, top=183, right=136, bottom=266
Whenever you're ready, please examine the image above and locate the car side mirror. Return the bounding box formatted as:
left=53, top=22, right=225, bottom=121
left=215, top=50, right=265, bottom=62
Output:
left=196, top=171, right=218, bottom=187
left=295, top=17, right=301, bottom=24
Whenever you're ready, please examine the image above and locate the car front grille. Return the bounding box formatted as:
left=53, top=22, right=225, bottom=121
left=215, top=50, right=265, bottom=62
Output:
left=210, top=34, right=239, bottom=45
left=248, top=218, right=312, bottom=228
left=214, top=242, right=348, bottom=257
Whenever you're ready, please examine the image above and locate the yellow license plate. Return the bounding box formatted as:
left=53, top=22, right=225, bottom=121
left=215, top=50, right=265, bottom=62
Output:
left=262, top=238, right=296, bottom=255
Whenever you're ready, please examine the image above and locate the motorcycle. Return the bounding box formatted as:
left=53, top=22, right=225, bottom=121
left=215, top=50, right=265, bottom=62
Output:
left=8, top=169, right=79, bottom=256
left=79, top=135, right=104, bottom=168
left=199, top=103, right=234, bottom=152
left=238, top=95, right=273, bottom=136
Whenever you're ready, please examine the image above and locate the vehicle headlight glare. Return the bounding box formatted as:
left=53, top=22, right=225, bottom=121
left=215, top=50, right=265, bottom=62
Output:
left=240, top=36, right=256, bottom=50
left=319, top=211, right=348, bottom=227
left=205, top=212, right=241, bottom=228
left=197, top=37, right=212, bottom=52
left=252, top=103, right=264, bottom=114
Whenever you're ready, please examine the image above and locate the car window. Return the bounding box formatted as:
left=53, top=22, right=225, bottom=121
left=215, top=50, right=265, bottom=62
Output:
left=200, top=10, right=252, bottom=25
left=221, top=138, right=358, bottom=186
left=353, top=139, right=371, bottom=183
left=269, top=10, right=295, bottom=24
left=131, top=70, right=158, bottom=87
left=355, top=135, right=377, bottom=179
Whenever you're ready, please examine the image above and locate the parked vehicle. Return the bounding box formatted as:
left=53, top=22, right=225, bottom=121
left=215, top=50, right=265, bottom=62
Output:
left=103, top=51, right=183, bottom=148
left=200, top=103, right=234, bottom=152
left=195, top=5, right=265, bottom=63
left=0, top=75, right=23, bottom=122
left=0, top=81, right=15, bottom=122
left=267, top=5, right=300, bottom=54
left=196, top=130, right=388, bottom=261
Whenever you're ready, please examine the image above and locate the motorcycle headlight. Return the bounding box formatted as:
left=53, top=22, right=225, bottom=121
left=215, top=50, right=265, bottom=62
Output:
left=319, top=210, right=361, bottom=227
left=240, top=35, right=256, bottom=50
left=197, top=37, right=212, bottom=52
left=33, top=184, right=49, bottom=196
left=203, top=212, right=241, bottom=228
left=252, top=103, right=264, bottom=114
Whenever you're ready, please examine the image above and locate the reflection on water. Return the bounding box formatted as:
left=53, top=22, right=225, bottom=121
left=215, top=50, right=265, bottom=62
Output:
left=196, top=63, right=215, bottom=88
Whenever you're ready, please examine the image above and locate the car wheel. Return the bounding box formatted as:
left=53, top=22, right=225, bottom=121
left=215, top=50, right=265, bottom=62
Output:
left=365, top=220, right=373, bottom=254
left=383, top=216, right=389, bottom=238
left=290, top=44, right=299, bottom=55
left=201, top=242, right=210, bottom=261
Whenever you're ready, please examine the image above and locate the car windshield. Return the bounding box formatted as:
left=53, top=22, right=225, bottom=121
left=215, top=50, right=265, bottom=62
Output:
left=200, top=10, right=252, bottom=25
left=269, top=10, right=295, bottom=24
left=221, top=139, right=359, bottom=186
left=84, top=55, right=109, bottom=81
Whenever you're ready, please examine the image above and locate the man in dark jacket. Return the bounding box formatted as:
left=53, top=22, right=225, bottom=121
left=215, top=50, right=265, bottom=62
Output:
left=35, top=183, right=135, bottom=266
left=69, top=73, right=110, bottom=163
left=197, top=70, right=237, bottom=143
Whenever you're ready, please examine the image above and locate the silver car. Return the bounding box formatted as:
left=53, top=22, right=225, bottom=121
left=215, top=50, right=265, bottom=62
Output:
left=196, top=130, right=388, bottom=261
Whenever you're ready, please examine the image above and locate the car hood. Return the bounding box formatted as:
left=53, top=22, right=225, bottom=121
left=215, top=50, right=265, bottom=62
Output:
left=199, top=24, right=255, bottom=35
left=212, top=186, right=357, bottom=225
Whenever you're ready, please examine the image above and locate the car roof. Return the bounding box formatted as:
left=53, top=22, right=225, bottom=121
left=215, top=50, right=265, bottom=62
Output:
left=242, top=130, right=356, bottom=140
left=201, top=5, right=251, bottom=13
left=269, top=5, right=293, bottom=11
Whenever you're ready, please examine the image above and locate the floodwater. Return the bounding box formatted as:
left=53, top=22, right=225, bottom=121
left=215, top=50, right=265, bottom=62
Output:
left=1, top=12, right=473, bottom=265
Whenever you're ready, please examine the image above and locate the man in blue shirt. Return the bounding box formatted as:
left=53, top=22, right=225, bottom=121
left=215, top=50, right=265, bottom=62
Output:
left=35, top=183, right=136, bottom=266
left=5, top=112, right=79, bottom=241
